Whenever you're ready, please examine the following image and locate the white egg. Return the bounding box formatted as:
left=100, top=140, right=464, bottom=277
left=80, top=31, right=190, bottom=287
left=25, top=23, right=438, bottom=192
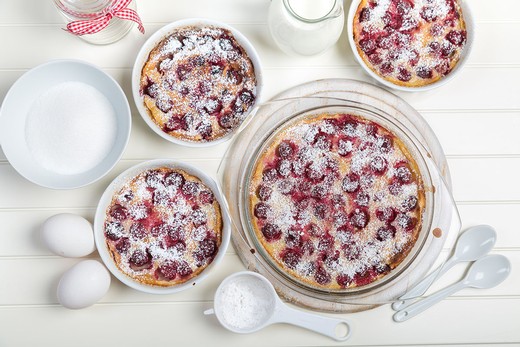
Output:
left=57, top=260, right=111, bottom=309
left=40, top=213, right=96, bottom=257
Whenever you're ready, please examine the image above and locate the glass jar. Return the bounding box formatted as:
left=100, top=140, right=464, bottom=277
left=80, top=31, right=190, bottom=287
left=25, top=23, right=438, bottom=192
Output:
left=53, top=0, right=138, bottom=45
left=268, top=0, right=344, bottom=56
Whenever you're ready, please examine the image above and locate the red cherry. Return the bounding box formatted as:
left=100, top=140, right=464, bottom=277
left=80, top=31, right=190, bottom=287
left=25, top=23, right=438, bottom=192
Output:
left=308, top=223, right=324, bottom=237
left=380, top=62, right=394, bottom=75
left=277, top=141, right=295, bottom=159
left=338, top=138, right=354, bottom=156
left=199, top=238, right=218, bottom=258
left=314, top=134, right=332, bottom=151
left=389, top=180, right=403, bottom=195
left=383, top=11, right=402, bottom=30
left=218, top=112, right=236, bottom=129
left=376, top=225, right=397, bottom=241
left=176, top=64, right=192, bottom=81
left=254, top=202, right=271, bottom=219
left=204, top=98, right=223, bottom=115
left=262, top=168, right=279, bottom=183
left=317, top=234, right=334, bottom=252
left=314, top=265, right=331, bottom=285
left=199, top=190, right=215, bottom=204
left=314, top=203, right=328, bottom=219
left=355, top=191, right=370, bottom=207
left=191, top=208, right=207, bottom=226
left=349, top=208, right=369, bottom=229
left=446, top=30, right=466, bottom=46
left=376, top=206, right=397, bottom=223
left=305, top=165, right=325, bottom=183
left=197, top=123, right=213, bottom=140
left=398, top=214, right=418, bottom=231
left=146, top=170, right=164, bottom=188
left=311, top=185, right=328, bottom=200
left=420, top=6, right=438, bottom=22
left=359, top=38, right=377, bottom=55
left=129, top=222, right=147, bottom=240
left=376, top=35, right=392, bottom=49
left=261, top=223, right=282, bottom=242
left=143, top=80, right=159, bottom=98
left=257, top=184, right=272, bottom=201
left=129, top=249, right=152, bottom=268
left=164, top=172, right=184, bottom=189
left=435, top=59, right=451, bottom=75
left=281, top=248, right=302, bottom=269
left=105, top=221, right=124, bottom=241
left=277, top=159, right=292, bottom=178
left=359, top=7, right=371, bottom=22
left=430, top=24, right=443, bottom=37
left=156, top=261, right=177, bottom=280
left=302, top=240, right=315, bottom=256
left=182, top=181, right=199, bottom=196
left=417, top=66, right=433, bottom=79
left=163, top=115, right=183, bottom=132
left=176, top=260, right=193, bottom=277
left=342, top=173, right=360, bottom=193
left=441, top=42, right=455, bottom=58
left=368, top=53, right=383, bottom=65
left=336, top=274, right=353, bottom=288
left=239, top=89, right=255, bottom=107
left=397, top=67, right=412, bottom=82
left=394, top=164, right=413, bottom=183
left=354, top=268, right=377, bottom=286
left=402, top=195, right=418, bottom=211
left=115, top=237, right=130, bottom=253
left=370, top=155, right=388, bottom=174
left=277, top=179, right=295, bottom=195
left=226, top=68, right=243, bottom=85
left=428, top=41, right=441, bottom=55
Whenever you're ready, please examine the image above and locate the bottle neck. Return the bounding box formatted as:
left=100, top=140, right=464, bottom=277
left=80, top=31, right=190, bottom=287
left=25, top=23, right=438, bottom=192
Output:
left=282, top=0, right=341, bottom=23
left=55, top=0, right=113, bottom=18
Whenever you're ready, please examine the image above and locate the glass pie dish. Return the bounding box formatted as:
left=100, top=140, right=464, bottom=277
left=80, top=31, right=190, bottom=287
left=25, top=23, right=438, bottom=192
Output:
left=218, top=79, right=460, bottom=312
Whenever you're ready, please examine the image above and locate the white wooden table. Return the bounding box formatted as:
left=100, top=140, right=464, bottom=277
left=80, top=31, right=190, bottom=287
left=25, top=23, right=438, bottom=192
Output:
left=1, top=1, right=519, bottom=346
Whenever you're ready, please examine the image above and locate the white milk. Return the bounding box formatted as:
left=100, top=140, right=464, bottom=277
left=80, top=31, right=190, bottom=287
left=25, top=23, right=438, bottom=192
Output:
left=268, top=0, right=344, bottom=56
left=288, top=0, right=336, bottom=20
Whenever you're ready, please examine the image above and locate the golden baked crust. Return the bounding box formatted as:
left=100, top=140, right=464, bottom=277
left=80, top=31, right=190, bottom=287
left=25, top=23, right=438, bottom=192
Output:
left=352, top=0, right=467, bottom=87
left=104, top=167, right=222, bottom=287
left=248, top=113, right=425, bottom=290
left=139, top=25, right=257, bottom=142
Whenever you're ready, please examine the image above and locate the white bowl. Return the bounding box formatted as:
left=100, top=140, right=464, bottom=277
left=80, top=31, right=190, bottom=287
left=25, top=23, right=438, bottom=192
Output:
left=0, top=60, right=131, bottom=189
left=347, top=0, right=474, bottom=92
left=132, top=18, right=264, bottom=147
left=93, top=159, right=231, bottom=294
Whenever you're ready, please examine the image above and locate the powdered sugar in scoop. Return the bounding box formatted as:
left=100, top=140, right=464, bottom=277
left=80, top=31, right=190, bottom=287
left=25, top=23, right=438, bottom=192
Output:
left=217, top=277, right=273, bottom=330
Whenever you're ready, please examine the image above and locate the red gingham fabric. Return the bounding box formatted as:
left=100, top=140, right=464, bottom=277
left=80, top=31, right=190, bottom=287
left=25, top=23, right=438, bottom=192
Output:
left=66, top=0, right=144, bottom=36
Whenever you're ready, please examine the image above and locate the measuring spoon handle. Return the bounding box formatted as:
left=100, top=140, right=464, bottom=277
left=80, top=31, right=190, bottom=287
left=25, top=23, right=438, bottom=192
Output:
left=274, top=305, right=351, bottom=341
left=392, top=256, right=458, bottom=311
left=393, top=280, right=467, bottom=322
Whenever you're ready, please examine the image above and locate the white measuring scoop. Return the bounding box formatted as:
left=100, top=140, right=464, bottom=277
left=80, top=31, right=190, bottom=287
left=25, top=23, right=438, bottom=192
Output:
left=393, top=254, right=511, bottom=322
left=204, top=271, right=352, bottom=341
left=392, top=224, right=497, bottom=311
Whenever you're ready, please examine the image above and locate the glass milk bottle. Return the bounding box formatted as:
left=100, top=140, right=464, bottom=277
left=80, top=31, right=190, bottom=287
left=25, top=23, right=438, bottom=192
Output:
left=268, top=0, right=344, bottom=56
left=53, top=0, right=139, bottom=45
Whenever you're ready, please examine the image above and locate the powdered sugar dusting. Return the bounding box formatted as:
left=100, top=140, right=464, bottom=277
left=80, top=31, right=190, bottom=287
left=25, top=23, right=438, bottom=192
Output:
left=250, top=113, right=424, bottom=289
left=140, top=25, right=257, bottom=142
left=104, top=167, right=222, bottom=285
left=354, top=0, right=467, bottom=86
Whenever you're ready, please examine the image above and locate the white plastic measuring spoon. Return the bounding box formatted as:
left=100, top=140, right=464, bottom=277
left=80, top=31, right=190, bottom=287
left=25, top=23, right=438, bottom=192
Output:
left=204, top=271, right=351, bottom=341
left=392, top=225, right=497, bottom=311
left=393, top=254, right=511, bottom=322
